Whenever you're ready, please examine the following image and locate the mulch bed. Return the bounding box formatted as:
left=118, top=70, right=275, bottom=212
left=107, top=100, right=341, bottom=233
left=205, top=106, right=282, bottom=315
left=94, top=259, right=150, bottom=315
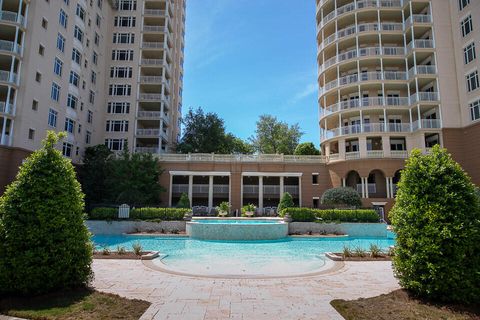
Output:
left=93, top=251, right=151, bottom=260
left=327, top=252, right=392, bottom=261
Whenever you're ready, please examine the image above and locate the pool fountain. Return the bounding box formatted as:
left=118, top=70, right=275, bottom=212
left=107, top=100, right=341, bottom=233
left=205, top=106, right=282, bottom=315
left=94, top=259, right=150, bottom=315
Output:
left=186, top=217, right=288, bottom=240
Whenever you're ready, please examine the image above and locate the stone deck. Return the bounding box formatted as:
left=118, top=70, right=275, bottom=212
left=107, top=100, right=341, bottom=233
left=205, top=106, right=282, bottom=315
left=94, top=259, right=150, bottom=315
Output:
left=93, top=260, right=400, bottom=320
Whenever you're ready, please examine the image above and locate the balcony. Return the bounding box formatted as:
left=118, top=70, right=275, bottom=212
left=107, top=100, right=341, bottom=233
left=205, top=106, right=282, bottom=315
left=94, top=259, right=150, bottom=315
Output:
left=172, top=184, right=188, bottom=194
left=367, top=150, right=384, bottom=158
left=136, top=146, right=160, bottom=153
left=136, top=128, right=162, bottom=137
left=243, top=185, right=259, bottom=195
left=346, top=151, right=360, bottom=160
left=0, top=101, right=14, bottom=115
left=143, top=25, right=167, bottom=33
left=157, top=153, right=326, bottom=163
left=137, top=110, right=162, bottom=119
left=356, top=183, right=376, bottom=194
left=144, top=9, right=167, bottom=16
left=0, top=40, right=22, bottom=56
left=138, top=93, right=163, bottom=101
left=408, top=65, right=437, bottom=78
left=410, top=92, right=439, bottom=104
left=0, top=70, right=18, bottom=86
left=324, top=122, right=411, bottom=139
left=139, top=76, right=170, bottom=87
left=323, top=96, right=409, bottom=115
left=322, top=71, right=407, bottom=95
left=412, top=119, right=441, bottom=130
left=142, top=42, right=165, bottom=49
left=0, top=10, right=25, bottom=27
left=404, top=14, right=432, bottom=29
left=406, top=39, right=434, bottom=53
left=390, top=150, right=408, bottom=158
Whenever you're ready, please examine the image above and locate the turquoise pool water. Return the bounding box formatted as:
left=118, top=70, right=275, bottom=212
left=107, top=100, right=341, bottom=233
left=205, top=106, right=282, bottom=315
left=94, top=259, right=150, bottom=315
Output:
left=93, top=235, right=395, bottom=277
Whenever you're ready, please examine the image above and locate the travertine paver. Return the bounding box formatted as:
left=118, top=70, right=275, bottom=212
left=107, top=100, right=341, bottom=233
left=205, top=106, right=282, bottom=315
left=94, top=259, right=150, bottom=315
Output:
left=93, top=260, right=400, bottom=320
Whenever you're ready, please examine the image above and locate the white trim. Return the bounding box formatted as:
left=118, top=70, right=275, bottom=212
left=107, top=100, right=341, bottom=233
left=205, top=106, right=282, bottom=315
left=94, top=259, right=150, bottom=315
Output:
left=241, top=172, right=303, bottom=177
left=312, top=197, right=320, bottom=200
left=170, top=171, right=231, bottom=176
left=371, top=202, right=387, bottom=206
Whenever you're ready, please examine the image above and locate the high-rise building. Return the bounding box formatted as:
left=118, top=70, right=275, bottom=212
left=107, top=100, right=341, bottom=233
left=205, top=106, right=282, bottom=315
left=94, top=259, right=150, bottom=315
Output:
left=0, top=0, right=185, bottom=166
left=316, top=0, right=480, bottom=191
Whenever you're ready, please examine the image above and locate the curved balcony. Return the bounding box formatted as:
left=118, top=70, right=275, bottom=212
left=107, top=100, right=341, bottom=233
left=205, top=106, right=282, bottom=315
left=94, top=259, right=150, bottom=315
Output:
left=137, top=111, right=162, bottom=119
left=0, top=70, right=18, bottom=86
left=0, top=101, right=14, bottom=116
left=322, top=96, right=410, bottom=117
left=0, top=40, right=22, bottom=56
left=321, top=71, right=407, bottom=96
left=404, top=14, right=432, bottom=30
left=0, top=10, right=26, bottom=28
left=320, top=46, right=405, bottom=74
left=406, top=39, right=434, bottom=53
left=320, top=0, right=403, bottom=29
left=320, top=22, right=403, bottom=51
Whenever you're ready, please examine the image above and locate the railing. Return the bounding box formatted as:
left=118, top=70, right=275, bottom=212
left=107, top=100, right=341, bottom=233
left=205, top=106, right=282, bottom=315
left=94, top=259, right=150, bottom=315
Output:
left=144, top=9, right=166, bottom=16
left=135, top=147, right=160, bottom=153
left=263, top=185, right=280, bottom=195
left=243, top=185, right=259, bottom=195
left=142, top=42, right=164, bottom=49
left=141, top=58, right=164, bottom=66
left=410, top=92, right=439, bottom=104
left=172, top=184, right=188, bottom=194
left=0, top=10, right=25, bottom=26
left=356, top=183, right=377, bottom=194
left=0, top=40, right=22, bottom=55
left=137, top=111, right=161, bottom=118
left=328, top=153, right=340, bottom=161
left=407, top=39, right=434, bottom=52
left=140, top=76, right=165, bottom=84
left=408, top=65, right=437, bottom=78
left=322, top=71, right=407, bottom=94
left=156, top=153, right=326, bottom=163
left=284, top=185, right=299, bottom=196
left=390, top=150, right=408, bottom=158
left=325, top=122, right=411, bottom=139
left=143, top=25, right=167, bottom=32
left=323, top=96, right=409, bottom=115
left=0, top=101, right=14, bottom=115
left=213, top=185, right=229, bottom=194
left=139, top=93, right=163, bottom=101
left=346, top=151, right=360, bottom=160
left=405, top=14, right=432, bottom=29
left=412, top=119, right=441, bottom=130
left=367, top=150, right=384, bottom=158
left=0, top=71, right=17, bottom=85
left=136, top=128, right=161, bottom=136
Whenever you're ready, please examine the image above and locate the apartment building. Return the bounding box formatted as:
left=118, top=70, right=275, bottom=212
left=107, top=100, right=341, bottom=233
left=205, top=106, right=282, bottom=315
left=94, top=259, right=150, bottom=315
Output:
left=0, top=0, right=185, bottom=168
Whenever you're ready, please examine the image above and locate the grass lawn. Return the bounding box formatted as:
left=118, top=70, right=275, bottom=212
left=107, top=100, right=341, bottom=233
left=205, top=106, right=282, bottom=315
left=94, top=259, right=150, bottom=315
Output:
left=0, top=288, right=150, bottom=320
left=331, top=289, right=480, bottom=320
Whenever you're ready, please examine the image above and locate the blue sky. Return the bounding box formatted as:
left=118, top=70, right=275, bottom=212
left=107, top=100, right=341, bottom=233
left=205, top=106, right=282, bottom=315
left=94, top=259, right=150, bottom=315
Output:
left=182, top=0, right=319, bottom=146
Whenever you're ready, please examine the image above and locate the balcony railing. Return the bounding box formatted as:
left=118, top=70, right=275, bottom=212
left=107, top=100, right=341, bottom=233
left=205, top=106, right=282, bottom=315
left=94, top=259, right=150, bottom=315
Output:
left=0, top=40, right=22, bottom=55
left=0, top=101, right=14, bottom=115
left=142, top=42, right=165, bottom=49
left=0, top=71, right=18, bottom=85
left=323, top=96, right=409, bottom=115
left=390, top=150, right=408, bottom=158
left=284, top=185, right=299, bottom=196
left=325, top=122, right=412, bottom=139
left=136, top=147, right=160, bottom=153
left=137, top=111, right=161, bottom=118
left=136, top=128, right=161, bottom=136
left=407, top=39, right=434, bottom=52
left=144, top=9, right=167, bottom=16
left=243, top=185, right=259, bottom=195
left=139, top=93, right=163, bottom=101
left=411, top=119, right=441, bottom=130
left=156, top=153, right=326, bottom=163
left=172, top=184, right=188, bottom=194
left=213, top=185, right=229, bottom=194
left=356, top=183, right=377, bottom=194
left=404, top=14, right=432, bottom=29
left=410, top=92, right=439, bottom=104
left=141, top=58, right=164, bottom=66
left=408, top=65, right=437, bottom=78
left=143, top=25, right=167, bottom=32
left=322, top=71, right=407, bottom=94
left=346, top=151, right=360, bottom=160
left=0, top=10, right=25, bottom=26
left=140, top=76, right=170, bottom=87
left=367, top=150, right=384, bottom=158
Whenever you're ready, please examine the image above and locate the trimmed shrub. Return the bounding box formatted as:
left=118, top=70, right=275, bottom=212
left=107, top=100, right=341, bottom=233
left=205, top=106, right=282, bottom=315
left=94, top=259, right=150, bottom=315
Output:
left=278, top=192, right=294, bottom=212
left=130, top=208, right=189, bottom=220
left=391, top=145, right=480, bottom=303
left=89, top=207, right=117, bottom=220
left=176, top=193, right=190, bottom=208
left=0, top=131, right=93, bottom=295
left=321, top=187, right=362, bottom=207
left=280, top=208, right=379, bottom=223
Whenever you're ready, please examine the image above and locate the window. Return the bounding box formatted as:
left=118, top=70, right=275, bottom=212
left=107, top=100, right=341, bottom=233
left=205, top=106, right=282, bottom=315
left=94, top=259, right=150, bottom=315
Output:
left=72, top=48, right=82, bottom=64
left=84, top=59, right=88, bottom=68
left=35, top=72, right=42, bottom=83
left=461, top=15, right=473, bottom=37
left=312, top=174, right=319, bottom=185
left=94, top=32, right=100, bottom=45
left=57, top=33, right=65, bottom=52
left=464, top=42, right=476, bottom=64
left=470, top=99, right=480, bottom=121
left=48, top=109, right=58, bottom=127
left=59, top=9, right=68, bottom=28
left=64, top=0, right=70, bottom=4
left=89, top=90, right=95, bottom=104
left=105, top=139, right=127, bottom=151
left=107, top=102, right=130, bottom=114
left=32, top=100, right=38, bottom=110
left=466, top=70, right=479, bottom=92
left=114, top=16, right=136, bottom=27
left=459, top=0, right=470, bottom=10
left=86, top=131, right=92, bottom=144
left=96, top=14, right=101, bottom=27
left=76, top=147, right=80, bottom=156
left=110, top=66, right=133, bottom=78
left=41, top=18, right=48, bottom=29
left=118, top=0, right=136, bottom=10
left=86, top=39, right=89, bottom=47
left=69, top=71, right=80, bottom=87
left=51, top=82, right=61, bottom=101
left=74, top=25, right=84, bottom=43
left=62, top=142, right=73, bottom=157
left=313, top=198, right=319, bottom=209
left=111, top=49, right=134, bottom=61
left=93, top=51, right=98, bottom=65
left=390, top=138, right=406, bottom=151
left=53, top=57, right=63, bottom=76
left=109, top=84, right=131, bottom=96
left=87, top=110, right=93, bottom=123
left=91, top=71, right=97, bottom=84
left=64, top=117, right=75, bottom=133
left=97, top=0, right=103, bottom=9
left=78, top=123, right=82, bottom=133
left=112, top=33, right=135, bottom=44
left=28, top=129, right=35, bottom=140
left=67, top=94, right=78, bottom=109
left=38, top=44, right=45, bottom=56
left=105, top=120, right=129, bottom=132
left=76, top=4, right=86, bottom=21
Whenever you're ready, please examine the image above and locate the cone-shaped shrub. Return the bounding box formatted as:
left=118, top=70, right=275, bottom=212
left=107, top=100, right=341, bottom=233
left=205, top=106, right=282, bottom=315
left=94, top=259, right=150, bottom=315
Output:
left=0, top=131, right=93, bottom=295
left=278, top=192, right=294, bottom=211
left=176, top=192, right=190, bottom=208
left=391, top=145, right=480, bottom=303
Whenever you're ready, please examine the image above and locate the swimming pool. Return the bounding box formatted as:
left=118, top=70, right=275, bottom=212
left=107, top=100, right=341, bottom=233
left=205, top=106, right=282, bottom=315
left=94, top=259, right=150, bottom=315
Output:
left=93, top=235, right=395, bottom=277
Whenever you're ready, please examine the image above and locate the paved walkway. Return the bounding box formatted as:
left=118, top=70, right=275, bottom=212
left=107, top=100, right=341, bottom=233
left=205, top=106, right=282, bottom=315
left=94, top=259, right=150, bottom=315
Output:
left=93, top=260, right=400, bottom=320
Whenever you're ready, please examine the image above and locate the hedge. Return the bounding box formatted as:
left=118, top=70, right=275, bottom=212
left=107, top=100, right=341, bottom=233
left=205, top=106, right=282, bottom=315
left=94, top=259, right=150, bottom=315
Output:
left=88, top=207, right=189, bottom=220
left=280, top=208, right=380, bottom=223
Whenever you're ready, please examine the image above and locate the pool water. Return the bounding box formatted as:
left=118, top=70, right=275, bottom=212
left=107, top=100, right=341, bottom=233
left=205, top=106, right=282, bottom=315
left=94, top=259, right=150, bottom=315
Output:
left=93, top=235, right=395, bottom=277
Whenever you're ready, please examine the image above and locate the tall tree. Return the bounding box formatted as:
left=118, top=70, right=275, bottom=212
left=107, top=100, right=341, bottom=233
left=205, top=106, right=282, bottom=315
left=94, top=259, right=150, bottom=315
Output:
left=176, top=107, right=253, bottom=154
left=249, top=115, right=303, bottom=154
left=294, top=142, right=320, bottom=155
left=79, top=144, right=113, bottom=209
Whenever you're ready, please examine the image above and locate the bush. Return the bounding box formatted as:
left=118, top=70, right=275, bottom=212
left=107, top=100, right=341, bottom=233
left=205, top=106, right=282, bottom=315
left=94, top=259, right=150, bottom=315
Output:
left=176, top=193, right=190, bottom=208
left=391, top=146, right=480, bottom=303
left=321, top=187, right=362, bottom=207
left=130, top=208, right=189, bottom=220
left=278, top=192, right=294, bottom=212
left=280, top=208, right=379, bottom=223
left=89, top=207, right=117, bottom=220
left=0, top=131, right=93, bottom=295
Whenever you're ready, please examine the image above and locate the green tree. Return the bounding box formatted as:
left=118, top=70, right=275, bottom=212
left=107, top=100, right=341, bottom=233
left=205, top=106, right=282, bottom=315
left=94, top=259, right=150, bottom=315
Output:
left=176, top=107, right=252, bottom=154
left=79, top=144, right=113, bottom=209
left=321, top=187, right=362, bottom=207
left=391, top=145, right=480, bottom=303
left=278, top=192, right=295, bottom=211
left=105, top=147, right=165, bottom=206
left=0, top=131, right=92, bottom=295
left=294, top=142, right=320, bottom=155
left=176, top=193, right=190, bottom=208
left=249, top=115, right=303, bottom=154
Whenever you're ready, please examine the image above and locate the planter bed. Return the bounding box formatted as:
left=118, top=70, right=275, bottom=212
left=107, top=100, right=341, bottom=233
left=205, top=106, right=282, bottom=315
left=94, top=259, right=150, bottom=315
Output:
left=93, top=251, right=159, bottom=260
left=326, top=252, right=392, bottom=261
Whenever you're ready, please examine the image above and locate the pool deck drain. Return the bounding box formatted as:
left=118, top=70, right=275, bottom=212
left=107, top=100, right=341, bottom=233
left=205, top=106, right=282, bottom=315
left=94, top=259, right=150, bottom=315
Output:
left=93, top=259, right=399, bottom=320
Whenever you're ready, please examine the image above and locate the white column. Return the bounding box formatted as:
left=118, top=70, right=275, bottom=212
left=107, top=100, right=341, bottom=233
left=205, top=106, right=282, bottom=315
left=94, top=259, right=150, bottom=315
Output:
left=279, top=176, right=284, bottom=198
left=390, top=177, right=394, bottom=198
left=386, top=177, right=390, bottom=198
left=258, top=176, right=264, bottom=210
left=228, top=176, right=232, bottom=206
left=188, top=175, right=193, bottom=207
left=342, top=178, right=346, bottom=187
left=361, top=177, right=365, bottom=199
left=208, top=175, right=213, bottom=210
left=168, top=174, right=173, bottom=207
left=365, top=177, right=369, bottom=199
left=298, top=176, right=302, bottom=207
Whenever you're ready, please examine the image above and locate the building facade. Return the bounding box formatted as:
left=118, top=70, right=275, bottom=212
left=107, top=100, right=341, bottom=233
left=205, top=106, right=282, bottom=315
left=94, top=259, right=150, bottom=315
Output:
left=0, top=0, right=185, bottom=164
